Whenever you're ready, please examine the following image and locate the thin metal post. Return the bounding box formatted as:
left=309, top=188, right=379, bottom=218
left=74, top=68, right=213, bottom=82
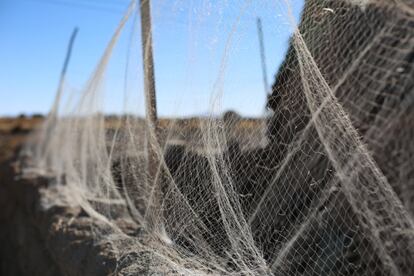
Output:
left=51, top=27, right=79, bottom=116
left=37, top=27, right=78, bottom=168
left=256, top=18, right=269, bottom=95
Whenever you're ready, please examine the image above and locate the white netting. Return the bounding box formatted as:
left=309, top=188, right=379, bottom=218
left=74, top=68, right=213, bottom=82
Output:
left=24, top=0, right=414, bottom=275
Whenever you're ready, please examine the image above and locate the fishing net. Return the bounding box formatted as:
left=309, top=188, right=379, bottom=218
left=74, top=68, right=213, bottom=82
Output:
left=24, top=0, right=414, bottom=275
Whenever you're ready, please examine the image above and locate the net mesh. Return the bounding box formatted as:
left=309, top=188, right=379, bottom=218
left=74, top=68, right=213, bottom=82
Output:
left=23, top=0, right=414, bottom=275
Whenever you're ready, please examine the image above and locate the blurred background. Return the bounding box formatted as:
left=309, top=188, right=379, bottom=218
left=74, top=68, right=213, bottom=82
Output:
left=0, top=0, right=304, bottom=118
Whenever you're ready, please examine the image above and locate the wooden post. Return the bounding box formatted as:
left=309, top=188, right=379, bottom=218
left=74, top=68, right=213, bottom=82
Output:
left=140, top=0, right=158, bottom=127
left=140, top=0, right=161, bottom=231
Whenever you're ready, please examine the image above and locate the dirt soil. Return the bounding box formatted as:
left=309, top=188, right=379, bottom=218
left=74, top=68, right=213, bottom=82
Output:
left=0, top=117, right=177, bottom=275
left=0, top=119, right=120, bottom=275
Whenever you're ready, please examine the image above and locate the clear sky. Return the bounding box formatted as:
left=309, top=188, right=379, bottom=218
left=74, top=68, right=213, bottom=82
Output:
left=0, top=0, right=304, bottom=117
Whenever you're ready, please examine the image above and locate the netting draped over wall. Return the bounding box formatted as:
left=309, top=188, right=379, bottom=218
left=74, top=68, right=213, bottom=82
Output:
left=25, top=0, right=414, bottom=275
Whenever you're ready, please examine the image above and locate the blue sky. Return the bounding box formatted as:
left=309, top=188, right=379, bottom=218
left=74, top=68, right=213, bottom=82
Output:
left=0, top=0, right=304, bottom=117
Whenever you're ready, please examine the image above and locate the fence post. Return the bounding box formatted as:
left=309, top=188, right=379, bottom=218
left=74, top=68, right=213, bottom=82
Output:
left=140, top=0, right=161, bottom=232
